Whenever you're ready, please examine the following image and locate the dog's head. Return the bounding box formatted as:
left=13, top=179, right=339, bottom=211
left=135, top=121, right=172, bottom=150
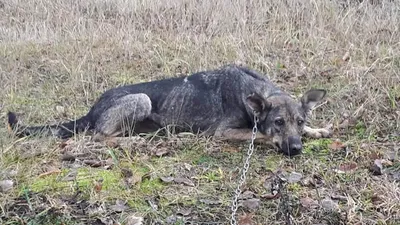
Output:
left=246, top=89, right=326, bottom=156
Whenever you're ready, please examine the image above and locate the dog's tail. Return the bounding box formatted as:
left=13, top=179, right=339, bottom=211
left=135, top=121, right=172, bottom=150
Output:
left=7, top=111, right=92, bottom=139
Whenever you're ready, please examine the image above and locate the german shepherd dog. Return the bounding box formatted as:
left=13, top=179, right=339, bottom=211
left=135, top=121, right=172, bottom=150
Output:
left=8, top=65, right=330, bottom=156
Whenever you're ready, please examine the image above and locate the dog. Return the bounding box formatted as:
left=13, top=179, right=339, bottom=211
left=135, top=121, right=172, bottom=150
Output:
left=7, top=64, right=330, bottom=156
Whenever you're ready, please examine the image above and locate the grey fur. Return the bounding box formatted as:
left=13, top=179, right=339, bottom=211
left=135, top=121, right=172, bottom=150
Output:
left=95, top=93, right=152, bottom=136
left=8, top=64, right=330, bottom=155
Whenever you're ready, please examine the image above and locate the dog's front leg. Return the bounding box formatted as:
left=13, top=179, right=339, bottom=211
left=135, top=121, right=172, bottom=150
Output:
left=214, top=128, right=270, bottom=142
left=303, top=125, right=331, bottom=139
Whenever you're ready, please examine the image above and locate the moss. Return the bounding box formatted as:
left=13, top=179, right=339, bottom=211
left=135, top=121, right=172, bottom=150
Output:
left=287, top=183, right=302, bottom=192
left=199, top=168, right=224, bottom=182
left=192, top=154, right=215, bottom=165
left=127, top=199, right=152, bottom=212
left=333, top=172, right=356, bottom=184
left=264, top=154, right=282, bottom=171
left=27, top=169, right=69, bottom=193
left=138, top=178, right=165, bottom=195
left=303, top=138, right=332, bottom=156
left=355, top=120, right=367, bottom=139
left=28, top=168, right=122, bottom=193
left=8, top=214, right=77, bottom=225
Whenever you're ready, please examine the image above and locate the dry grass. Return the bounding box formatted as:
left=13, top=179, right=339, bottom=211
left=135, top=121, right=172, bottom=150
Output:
left=0, top=0, right=399, bottom=224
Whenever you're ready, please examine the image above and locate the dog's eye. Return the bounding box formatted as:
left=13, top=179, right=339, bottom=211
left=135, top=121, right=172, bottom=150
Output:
left=275, top=118, right=284, bottom=126
left=297, top=119, right=304, bottom=126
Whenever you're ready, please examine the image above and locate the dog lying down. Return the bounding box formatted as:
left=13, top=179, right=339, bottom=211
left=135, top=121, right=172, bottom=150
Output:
left=8, top=64, right=331, bottom=156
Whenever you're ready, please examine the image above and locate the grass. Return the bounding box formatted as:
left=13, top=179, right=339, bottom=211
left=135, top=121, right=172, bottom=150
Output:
left=1, top=0, right=400, bottom=224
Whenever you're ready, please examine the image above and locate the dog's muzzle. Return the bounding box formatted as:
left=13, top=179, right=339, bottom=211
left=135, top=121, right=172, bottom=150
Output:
left=280, top=136, right=303, bottom=156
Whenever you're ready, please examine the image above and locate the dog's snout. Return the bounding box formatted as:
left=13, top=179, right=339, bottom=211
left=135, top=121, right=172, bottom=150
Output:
left=290, top=143, right=302, bottom=153
left=288, top=136, right=302, bottom=154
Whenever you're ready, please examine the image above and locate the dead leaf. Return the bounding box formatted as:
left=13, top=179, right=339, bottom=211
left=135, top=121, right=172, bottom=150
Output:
left=105, top=139, right=119, bottom=148
left=321, top=198, right=339, bottom=211
left=368, top=152, right=382, bottom=160
left=183, top=163, right=192, bottom=171
left=381, top=159, right=393, bottom=167
left=371, top=159, right=383, bottom=175
left=125, top=215, right=144, bottom=225
left=84, top=159, right=104, bottom=167
left=38, top=169, right=62, bottom=178
left=338, top=117, right=359, bottom=130
left=155, top=148, right=168, bottom=157
left=300, top=177, right=313, bottom=187
left=177, top=208, right=192, bottom=216
left=174, top=177, right=195, bottom=187
left=147, top=199, right=158, bottom=211
left=165, top=215, right=179, bottom=224
left=55, top=105, right=65, bottom=114
left=121, top=168, right=133, bottom=178
left=385, top=150, right=398, bottom=161
left=0, top=180, right=14, bottom=193
left=342, top=51, right=350, bottom=61
left=338, top=119, right=349, bottom=129
left=3, top=169, right=17, bottom=178
left=328, top=140, right=346, bottom=151
left=238, top=213, right=255, bottom=225
left=160, top=176, right=174, bottom=183
left=103, top=158, right=115, bottom=170
left=60, top=152, right=76, bottom=161
left=287, top=172, right=303, bottom=183
left=59, top=141, right=68, bottom=149
left=121, top=168, right=142, bottom=187
left=59, top=139, right=75, bottom=150
left=239, top=190, right=255, bottom=200
left=311, top=174, right=325, bottom=187
left=127, top=174, right=142, bottom=186
left=260, top=193, right=280, bottom=200
left=110, top=199, right=129, bottom=212
left=300, top=197, right=319, bottom=209
left=241, top=198, right=260, bottom=210
left=336, top=162, right=358, bottom=173
left=390, top=171, right=400, bottom=182
left=94, top=179, right=103, bottom=193
left=95, top=217, right=113, bottom=225
left=331, top=194, right=348, bottom=203
left=371, top=194, right=384, bottom=205
left=222, top=146, right=239, bottom=153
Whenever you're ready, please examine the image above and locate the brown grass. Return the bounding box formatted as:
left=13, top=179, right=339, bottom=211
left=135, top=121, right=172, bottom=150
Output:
left=0, top=0, right=399, bottom=224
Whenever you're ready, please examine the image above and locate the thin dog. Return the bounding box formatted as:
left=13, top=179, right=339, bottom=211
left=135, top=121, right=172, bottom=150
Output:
left=7, top=65, right=330, bottom=156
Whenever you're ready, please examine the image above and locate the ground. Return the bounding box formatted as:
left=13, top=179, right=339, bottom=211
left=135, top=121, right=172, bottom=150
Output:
left=0, top=0, right=399, bottom=225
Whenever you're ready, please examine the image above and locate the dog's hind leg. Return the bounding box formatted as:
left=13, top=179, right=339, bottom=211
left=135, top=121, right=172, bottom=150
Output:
left=303, top=125, right=331, bottom=139
left=92, top=93, right=152, bottom=141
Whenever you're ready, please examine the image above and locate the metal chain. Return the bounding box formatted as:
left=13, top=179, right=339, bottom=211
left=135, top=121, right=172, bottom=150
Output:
left=279, top=178, right=292, bottom=225
left=230, top=114, right=259, bottom=225
left=274, top=173, right=292, bottom=225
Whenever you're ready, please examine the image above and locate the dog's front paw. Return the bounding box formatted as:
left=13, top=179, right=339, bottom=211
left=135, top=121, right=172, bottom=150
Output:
left=304, top=125, right=332, bottom=139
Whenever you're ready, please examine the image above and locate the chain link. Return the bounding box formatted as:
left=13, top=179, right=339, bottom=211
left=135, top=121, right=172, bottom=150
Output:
left=230, top=114, right=259, bottom=225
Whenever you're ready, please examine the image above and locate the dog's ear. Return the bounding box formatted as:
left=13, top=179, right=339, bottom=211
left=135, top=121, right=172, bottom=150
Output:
left=301, top=89, right=326, bottom=111
left=246, top=93, right=268, bottom=115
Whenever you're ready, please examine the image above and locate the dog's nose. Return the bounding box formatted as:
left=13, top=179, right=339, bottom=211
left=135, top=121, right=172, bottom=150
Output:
left=289, top=143, right=302, bottom=153
left=288, top=136, right=302, bottom=154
